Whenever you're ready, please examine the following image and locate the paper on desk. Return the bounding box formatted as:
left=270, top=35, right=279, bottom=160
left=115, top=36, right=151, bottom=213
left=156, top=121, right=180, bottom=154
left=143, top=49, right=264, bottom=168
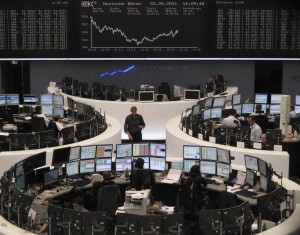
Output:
left=161, top=178, right=178, bottom=184
left=227, top=185, right=241, bottom=192
left=164, top=169, right=182, bottom=183
left=24, top=116, right=32, bottom=120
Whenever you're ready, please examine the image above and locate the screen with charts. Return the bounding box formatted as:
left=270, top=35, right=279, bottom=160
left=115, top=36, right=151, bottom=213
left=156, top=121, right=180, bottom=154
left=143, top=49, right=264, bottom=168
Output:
left=244, top=155, right=258, bottom=171
left=245, top=169, right=256, bottom=187
left=201, top=147, right=217, bottom=161
left=183, top=145, right=200, bottom=159
left=133, top=142, right=149, bottom=156
left=258, top=158, right=268, bottom=176
left=116, top=144, right=132, bottom=158
left=66, top=161, right=79, bottom=176
left=96, top=158, right=112, bottom=172
left=79, top=159, right=95, bottom=173
left=200, top=161, right=216, bottom=175
left=132, top=157, right=150, bottom=170
left=44, top=168, right=59, bottom=186
left=6, top=94, right=19, bottom=105
left=232, top=94, right=241, bottom=105
left=217, top=148, right=230, bottom=164
left=204, top=97, right=213, bottom=109
left=213, top=96, right=226, bottom=107
left=192, top=104, right=201, bottom=116
left=233, top=104, right=242, bottom=115
left=0, top=95, right=6, bottom=105
left=270, top=94, right=282, bottom=104
left=203, top=109, right=211, bottom=120
left=41, top=105, right=53, bottom=116
left=150, top=157, right=166, bottom=171
left=80, top=145, right=97, bottom=159
left=183, top=159, right=199, bottom=173
left=23, top=95, right=37, bottom=104
left=269, top=104, right=281, bottom=115
left=217, top=162, right=230, bottom=178
left=96, top=145, right=113, bottom=158
left=53, top=95, right=64, bottom=106
left=69, top=146, right=81, bottom=161
left=259, top=174, right=268, bottom=192
left=255, top=93, right=268, bottom=104
left=150, top=143, right=166, bottom=158
left=210, top=107, right=222, bottom=119
left=53, top=106, right=64, bottom=117
left=40, top=94, right=53, bottom=105
left=242, top=104, right=254, bottom=114
left=115, top=157, right=132, bottom=172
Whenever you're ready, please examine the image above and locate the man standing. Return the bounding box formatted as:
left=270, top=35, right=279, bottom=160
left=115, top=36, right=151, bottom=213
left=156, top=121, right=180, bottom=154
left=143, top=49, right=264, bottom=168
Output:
left=124, top=106, right=145, bottom=142
left=247, top=116, right=262, bottom=142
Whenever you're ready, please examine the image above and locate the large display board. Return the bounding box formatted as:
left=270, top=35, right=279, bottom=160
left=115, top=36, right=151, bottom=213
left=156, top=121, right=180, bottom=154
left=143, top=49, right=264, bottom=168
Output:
left=0, top=0, right=299, bottom=58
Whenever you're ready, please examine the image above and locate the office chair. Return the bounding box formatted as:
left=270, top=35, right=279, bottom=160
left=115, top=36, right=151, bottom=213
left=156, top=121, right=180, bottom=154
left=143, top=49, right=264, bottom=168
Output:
left=216, top=191, right=237, bottom=209
left=130, top=169, right=155, bottom=190
left=97, top=185, right=122, bottom=217
left=253, top=114, right=268, bottom=133
left=31, top=117, right=46, bottom=132
left=9, top=133, right=25, bottom=151
left=62, top=126, right=75, bottom=145
left=24, top=132, right=40, bottom=149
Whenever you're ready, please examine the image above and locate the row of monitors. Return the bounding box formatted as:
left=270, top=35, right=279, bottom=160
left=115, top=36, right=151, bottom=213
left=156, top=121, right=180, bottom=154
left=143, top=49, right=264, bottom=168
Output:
left=192, top=96, right=227, bottom=116
left=245, top=169, right=269, bottom=193
left=244, top=155, right=269, bottom=176
left=0, top=94, right=64, bottom=106
left=232, top=103, right=295, bottom=115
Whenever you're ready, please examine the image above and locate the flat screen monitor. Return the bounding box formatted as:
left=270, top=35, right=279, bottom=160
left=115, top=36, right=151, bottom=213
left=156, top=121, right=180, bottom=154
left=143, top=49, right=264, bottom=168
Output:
left=96, top=158, right=112, bottom=172
left=53, top=95, right=64, bottom=106
left=22, top=105, right=32, bottom=115
left=150, top=157, right=166, bottom=171
left=258, top=158, right=268, bottom=176
left=296, top=95, right=300, bottom=106
left=255, top=93, right=268, bottom=104
left=23, top=94, right=37, bottom=104
left=69, top=146, right=81, bottom=161
left=139, top=91, right=154, bottom=102
left=259, top=174, right=268, bottom=192
left=269, top=104, right=281, bottom=115
left=23, top=152, right=46, bottom=173
left=174, top=85, right=186, bottom=98
left=80, top=145, right=97, bottom=159
left=40, top=94, right=53, bottom=105
left=202, top=109, right=211, bottom=120
left=245, top=169, right=256, bottom=188
left=184, top=90, right=200, bottom=100
left=266, top=129, right=282, bottom=145
left=211, top=107, right=222, bottom=119
left=67, top=97, right=74, bottom=109
left=213, top=96, right=226, bottom=107
left=233, top=104, right=242, bottom=115
left=44, top=168, right=59, bottom=187
left=76, top=102, right=85, bottom=114
left=132, top=156, right=150, bottom=170
left=96, top=144, right=113, bottom=158
left=217, top=162, right=230, bottom=178
left=295, top=105, right=300, bottom=114
left=258, top=104, right=267, bottom=113
left=0, top=95, right=6, bottom=105
left=133, top=142, right=149, bottom=156
left=183, top=145, right=200, bottom=159
left=79, top=159, right=95, bottom=174
left=200, top=161, right=216, bottom=175
left=183, top=159, right=199, bottom=173
left=217, top=148, right=231, bottom=164
left=192, top=104, right=201, bottom=116
left=116, top=143, right=132, bottom=158
left=232, top=94, right=241, bottom=105
left=116, top=157, right=132, bottom=172
left=53, top=106, right=64, bottom=118
left=150, top=143, right=166, bottom=158
left=16, top=174, right=26, bottom=191
left=40, top=105, right=52, bottom=116
left=242, top=104, right=254, bottom=114
left=201, top=147, right=217, bottom=161
left=66, top=161, right=79, bottom=176
left=15, top=161, right=24, bottom=178
left=52, top=147, right=71, bottom=166
left=204, top=97, right=213, bottom=109
left=244, top=155, right=258, bottom=171
left=270, top=94, right=282, bottom=104
left=35, top=167, right=50, bottom=185
left=6, top=94, right=19, bottom=105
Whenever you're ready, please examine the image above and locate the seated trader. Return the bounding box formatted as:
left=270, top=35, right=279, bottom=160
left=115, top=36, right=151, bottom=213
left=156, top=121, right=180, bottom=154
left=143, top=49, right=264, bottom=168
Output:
left=53, top=114, right=64, bottom=131
left=73, top=197, right=89, bottom=212
left=33, top=105, right=50, bottom=127
left=247, top=116, right=262, bottom=142
left=290, top=105, right=297, bottom=118
left=250, top=104, right=266, bottom=116
left=130, top=158, right=155, bottom=190
left=36, top=198, right=50, bottom=234
left=221, top=109, right=240, bottom=128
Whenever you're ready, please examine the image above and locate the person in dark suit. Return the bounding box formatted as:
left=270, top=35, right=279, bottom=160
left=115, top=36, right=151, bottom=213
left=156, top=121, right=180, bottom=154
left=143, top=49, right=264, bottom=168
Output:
left=124, top=106, right=145, bottom=142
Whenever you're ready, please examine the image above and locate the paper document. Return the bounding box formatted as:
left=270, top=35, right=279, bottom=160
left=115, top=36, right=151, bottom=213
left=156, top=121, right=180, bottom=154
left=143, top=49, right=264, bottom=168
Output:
left=161, top=169, right=182, bottom=184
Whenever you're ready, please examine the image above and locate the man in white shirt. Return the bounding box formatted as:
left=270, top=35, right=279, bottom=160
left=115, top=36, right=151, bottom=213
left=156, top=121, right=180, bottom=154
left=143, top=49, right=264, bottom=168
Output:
left=221, top=109, right=240, bottom=128
left=290, top=105, right=297, bottom=118
left=53, top=114, right=64, bottom=131
left=247, top=116, right=262, bottom=142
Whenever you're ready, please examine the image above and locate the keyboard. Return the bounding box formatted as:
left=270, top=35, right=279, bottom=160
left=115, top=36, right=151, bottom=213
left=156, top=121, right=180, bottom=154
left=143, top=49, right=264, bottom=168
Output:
left=205, top=178, right=216, bottom=184
left=235, top=189, right=257, bottom=197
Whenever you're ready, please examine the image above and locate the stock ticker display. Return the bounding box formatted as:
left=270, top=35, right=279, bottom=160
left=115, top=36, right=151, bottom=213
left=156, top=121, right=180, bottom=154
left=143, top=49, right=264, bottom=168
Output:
left=0, top=0, right=299, bottom=58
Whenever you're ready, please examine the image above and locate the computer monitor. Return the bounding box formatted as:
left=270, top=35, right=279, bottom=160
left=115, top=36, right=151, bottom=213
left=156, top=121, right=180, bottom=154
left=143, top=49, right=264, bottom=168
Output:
left=183, top=145, right=200, bottom=159
left=149, top=143, right=166, bottom=158
left=52, top=147, right=71, bottom=166
left=212, top=96, right=226, bottom=107
left=40, top=94, right=53, bottom=105
left=66, top=161, right=79, bottom=176
left=79, top=159, right=95, bottom=174
left=44, top=168, right=59, bottom=187
left=295, top=95, right=300, bottom=106
left=23, top=94, right=37, bottom=104
left=35, top=166, right=50, bottom=185
left=242, top=104, right=254, bottom=114
left=15, top=161, right=24, bottom=178
left=69, top=146, right=81, bottom=161
left=23, top=152, right=47, bottom=173
left=41, top=105, right=53, bottom=116
left=53, top=106, right=64, bottom=118
left=21, top=105, right=32, bottom=115
left=244, top=155, right=258, bottom=171
left=183, top=159, right=199, bottom=173
left=269, top=104, right=281, bottom=115
left=295, top=106, right=300, bottom=114
left=217, top=148, right=231, bottom=164
left=132, top=156, right=150, bottom=170
left=150, top=157, right=166, bottom=171
left=76, top=102, right=85, bottom=114
left=259, top=174, right=269, bottom=192
left=232, top=94, right=241, bottom=105
left=258, top=158, right=268, bottom=176
left=201, top=147, right=217, bottom=161
left=233, top=104, right=242, bottom=115
left=192, top=104, right=201, bottom=116
left=255, top=93, right=268, bottom=104
left=67, top=97, right=74, bottom=109
left=245, top=169, right=257, bottom=188
left=6, top=94, right=19, bottom=105
left=270, top=94, right=282, bottom=104
left=116, top=143, right=132, bottom=158
left=200, top=160, right=216, bottom=175
left=16, top=174, right=26, bottom=191
left=139, top=91, right=154, bottom=102
left=80, top=145, right=97, bottom=159
left=95, top=144, right=113, bottom=158
left=174, top=85, right=186, bottom=98
left=96, top=158, right=112, bottom=172
left=0, top=95, right=6, bottom=105
left=216, top=162, right=230, bottom=178
left=133, top=142, right=149, bottom=157
left=116, top=157, right=132, bottom=172
left=258, top=104, right=267, bottom=113
left=184, top=90, right=200, bottom=100
left=204, top=97, right=213, bottom=109
left=211, top=107, right=222, bottom=119
left=202, top=109, right=211, bottom=120
left=53, top=95, right=64, bottom=106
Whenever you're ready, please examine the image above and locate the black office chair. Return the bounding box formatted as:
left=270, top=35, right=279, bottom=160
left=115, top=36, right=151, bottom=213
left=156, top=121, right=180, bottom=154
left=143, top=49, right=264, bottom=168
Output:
left=62, top=126, right=75, bottom=145
left=97, top=185, right=122, bottom=217
left=216, top=191, right=237, bottom=209
left=130, top=169, right=155, bottom=190
left=31, top=117, right=46, bottom=132
left=254, top=114, right=268, bottom=133
left=9, top=133, right=25, bottom=151
left=24, top=132, right=40, bottom=149
left=47, top=120, right=60, bottom=140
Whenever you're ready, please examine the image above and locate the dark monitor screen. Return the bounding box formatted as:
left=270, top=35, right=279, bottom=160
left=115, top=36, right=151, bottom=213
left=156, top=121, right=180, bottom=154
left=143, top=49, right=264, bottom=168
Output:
left=184, top=90, right=200, bottom=100
left=183, top=145, right=200, bottom=159
left=52, top=147, right=71, bottom=166
left=201, top=147, right=217, bottom=161
left=35, top=166, right=50, bottom=184
left=96, top=158, right=112, bottom=172
left=232, top=94, right=241, bottom=105
left=76, top=102, right=85, bottom=114
left=269, top=104, right=281, bottom=115
left=200, top=160, right=216, bottom=175
left=80, top=145, right=97, bottom=159
left=242, top=104, right=254, bottom=114
left=66, top=161, right=79, bottom=176
left=79, top=159, right=95, bottom=174
left=41, top=105, right=53, bottom=116
left=53, top=106, right=64, bottom=118
left=96, top=144, right=113, bottom=158
left=16, top=174, right=26, bottom=191
left=188, top=84, right=201, bottom=90
left=7, top=105, right=19, bottom=114
left=216, top=162, right=230, bottom=178
left=133, top=142, right=149, bottom=157
left=259, top=174, right=268, bottom=192
left=116, top=143, right=132, bottom=158
left=258, top=158, right=268, bottom=176
left=210, top=107, right=222, bottom=119
left=67, top=97, right=74, bottom=109
left=192, top=104, right=201, bottom=116
left=22, top=105, right=32, bottom=115
left=116, top=157, right=132, bottom=172
left=204, top=97, right=213, bottom=109
left=255, top=93, right=268, bottom=104
left=270, top=94, right=282, bottom=104
left=213, top=96, right=226, bottom=107
left=132, top=156, right=150, bottom=170
left=266, top=129, right=282, bottom=144
left=69, top=146, right=81, bottom=161
left=183, top=159, right=199, bottom=173
left=44, top=168, right=59, bottom=187
left=149, top=143, right=166, bottom=158
left=40, top=94, right=53, bottom=105
left=23, top=152, right=46, bottom=173
left=23, top=94, right=38, bottom=104
left=139, top=91, right=154, bottom=102
left=244, top=155, right=258, bottom=171
left=202, top=109, right=211, bottom=120
left=296, top=95, right=300, bottom=106
left=15, top=161, right=24, bottom=178
left=150, top=157, right=166, bottom=171
left=233, top=104, right=242, bottom=115
left=217, top=148, right=230, bottom=164
left=6, top=94, right=20, bottom=105
left=245, top=169, right=256, bottom=188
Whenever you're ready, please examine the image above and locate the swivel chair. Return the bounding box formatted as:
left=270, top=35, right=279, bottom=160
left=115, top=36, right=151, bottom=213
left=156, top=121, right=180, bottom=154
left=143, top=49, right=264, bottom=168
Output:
left=31, top=117, right=46, bottom=132
left=97, top=185, right=122, bottom=217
